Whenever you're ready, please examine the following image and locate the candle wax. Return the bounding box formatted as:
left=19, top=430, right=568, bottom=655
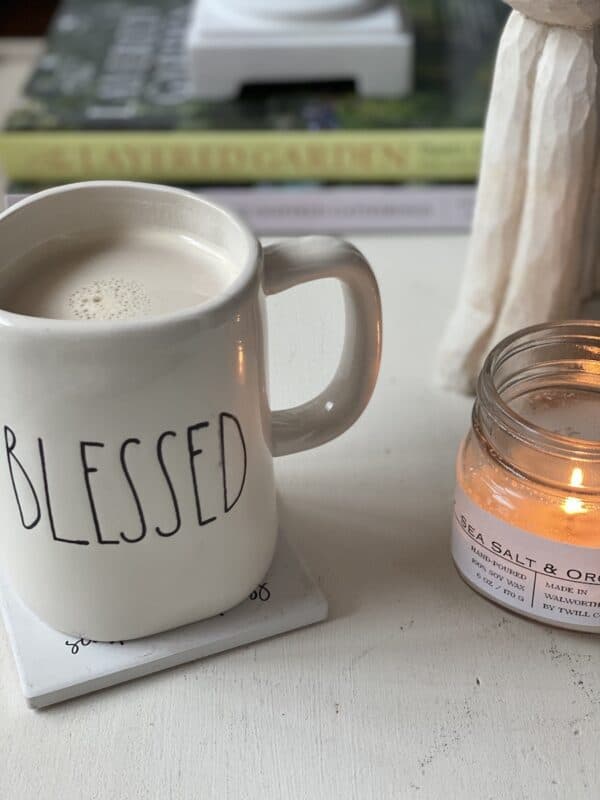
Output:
left=458, top=433, right=600, bottom=548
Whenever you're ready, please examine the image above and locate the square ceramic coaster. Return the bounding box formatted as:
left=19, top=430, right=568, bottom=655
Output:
left=0, top=535, right=327, bottom=709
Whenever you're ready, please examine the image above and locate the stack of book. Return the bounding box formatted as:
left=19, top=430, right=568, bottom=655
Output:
left=0, top=0, right=508, bottom=232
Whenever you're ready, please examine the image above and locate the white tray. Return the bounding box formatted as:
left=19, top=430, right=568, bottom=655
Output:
left=186, top=0, right=413, bottom=99
left=0, top=534, right=327, bottom=709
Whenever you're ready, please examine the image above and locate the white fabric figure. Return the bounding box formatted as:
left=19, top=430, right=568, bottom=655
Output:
left=437, top=0, right=600, bottom=394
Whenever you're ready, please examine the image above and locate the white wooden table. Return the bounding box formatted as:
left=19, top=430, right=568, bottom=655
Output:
left=0, top=33, right=597, bottom=800
left=1, top=231, right=598, bottom=798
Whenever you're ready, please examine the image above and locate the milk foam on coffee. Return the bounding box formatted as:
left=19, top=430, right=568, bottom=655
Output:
left=0, top=226, right=236, bottom=321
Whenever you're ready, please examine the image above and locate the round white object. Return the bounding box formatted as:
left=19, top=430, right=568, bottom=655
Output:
left=224, top=0, right=382, bottom=22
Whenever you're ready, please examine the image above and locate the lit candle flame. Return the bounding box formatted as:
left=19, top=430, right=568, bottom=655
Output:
left=571, top=467, right=584, bottom=488
left=564, top=467, right=585, bottom=514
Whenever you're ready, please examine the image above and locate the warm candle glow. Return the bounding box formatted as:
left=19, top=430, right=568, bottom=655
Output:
left=454, top=322, right=600, bottom=632
left=563, top=467, right=585, bottom=515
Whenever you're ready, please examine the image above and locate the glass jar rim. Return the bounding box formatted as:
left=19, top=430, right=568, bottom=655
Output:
left=475, top=321, right=600, bottom=489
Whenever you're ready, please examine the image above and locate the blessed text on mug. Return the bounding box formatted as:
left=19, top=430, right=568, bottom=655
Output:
left=2, top=413, right=247, bottom=545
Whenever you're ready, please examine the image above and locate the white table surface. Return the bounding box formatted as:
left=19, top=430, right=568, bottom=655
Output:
left=1, top=231, right=598, bottom=799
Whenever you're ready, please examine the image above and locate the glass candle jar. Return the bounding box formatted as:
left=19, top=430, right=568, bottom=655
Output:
left=452, top=321, right=600, bottom=632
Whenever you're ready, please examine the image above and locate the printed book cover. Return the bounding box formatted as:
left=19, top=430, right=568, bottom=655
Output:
left=0, top=0, right=508, bottom=183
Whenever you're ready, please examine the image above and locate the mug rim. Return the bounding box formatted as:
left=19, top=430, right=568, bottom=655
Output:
left=0, top=181, right=261, bottom=336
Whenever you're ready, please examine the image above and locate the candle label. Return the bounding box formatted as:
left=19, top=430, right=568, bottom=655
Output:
left=452, top=486, right=600, bottom=629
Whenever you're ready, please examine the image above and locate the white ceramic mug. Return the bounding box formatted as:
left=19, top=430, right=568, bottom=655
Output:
left=0, top=182, right=381, bottom=640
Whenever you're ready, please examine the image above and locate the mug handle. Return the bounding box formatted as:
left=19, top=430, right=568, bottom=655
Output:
left=262, top=236, right=382, bottom=457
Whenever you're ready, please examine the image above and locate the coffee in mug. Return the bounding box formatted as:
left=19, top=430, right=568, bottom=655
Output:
left=0, top=226, right=235, bottom=321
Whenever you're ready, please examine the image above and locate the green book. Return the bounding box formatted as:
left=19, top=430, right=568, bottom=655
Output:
left=0, top=0, right=508, bottom=183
